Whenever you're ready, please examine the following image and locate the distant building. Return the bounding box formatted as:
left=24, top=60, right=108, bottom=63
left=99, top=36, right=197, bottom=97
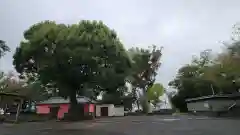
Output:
left=36, top=96, right=125, bottom=119
left=95, top=104, right=124, bottom=117
left=36, top=96, right=95, bottom=119
left=0, top=92, right=27, bottom=122
left=186, top=93, right=240, bottom=116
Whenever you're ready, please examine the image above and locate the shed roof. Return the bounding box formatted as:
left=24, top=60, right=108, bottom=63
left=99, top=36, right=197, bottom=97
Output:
left=0, top=92, right=27, bottom=99
left=185, top=93, right=240, bottom=103
left=37, top=96, right=95, bottom=105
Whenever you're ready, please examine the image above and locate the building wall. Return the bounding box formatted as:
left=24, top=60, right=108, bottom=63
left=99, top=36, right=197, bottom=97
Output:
left=84, top=104, right=89, bottom=113
left=36, top=103, right=96, bottom=120
left=209, top=100, right=236, bottom=111
left=37, top=103, right=93, bottom=119
left=36, top=105, right=50, bottom=114
left=57, top=104, right=69, bottom=119
left=114, top=106, right=124, bottom=116
left=187, top=99, right=240, bottom=112
left=36, top=104, right=70, bottom=119
left=89, top=104, right=95, bottom=113
left=96, top=104, right=115, bottom=117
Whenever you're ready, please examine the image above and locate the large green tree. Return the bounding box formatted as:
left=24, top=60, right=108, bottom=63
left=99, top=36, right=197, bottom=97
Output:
left=169, top=42, right=240, bottom=111
left=169, top=50, right=220, bottom=111
left=206, top=41, right=240, bottom=93
left=127, top=47, right=151, bottom=110
left=13, top=20, right=132, bottom=116
left=169, top=24, right=240, bottom=112
left=127, top=46, right=163, bottom=113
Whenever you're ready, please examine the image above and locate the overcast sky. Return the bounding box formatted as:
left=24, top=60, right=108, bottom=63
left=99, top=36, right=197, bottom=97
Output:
left=0, top=0, right=240, bottom=89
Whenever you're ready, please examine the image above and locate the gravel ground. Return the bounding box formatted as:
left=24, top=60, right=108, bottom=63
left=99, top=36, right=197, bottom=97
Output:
left=1, top=115, right=240, bottom=135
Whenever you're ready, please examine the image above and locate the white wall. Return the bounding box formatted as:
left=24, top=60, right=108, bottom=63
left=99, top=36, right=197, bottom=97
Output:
left=187, top=101, right=210, bottom=111
left=209, top=100, right=235, bottom=111
left=114, top=106, right=124, bottom=116
left=187, top=99, right=240, bottom=112
left=96, top=104, right=115, bottom=117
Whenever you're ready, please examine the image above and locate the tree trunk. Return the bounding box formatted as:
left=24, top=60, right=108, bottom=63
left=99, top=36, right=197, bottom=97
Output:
left=136, top=100, right=140, bottom=111
left=68, top=90, right=78, bottom=120
left=141, top=89, right=150, bottom=114
left=134, top=88, right=141, bottom=111
left=70, top=90, right=77, bottom=106
left=141, top=97, right=150, bottom=114
left=67, top=90, right=84, bottom=121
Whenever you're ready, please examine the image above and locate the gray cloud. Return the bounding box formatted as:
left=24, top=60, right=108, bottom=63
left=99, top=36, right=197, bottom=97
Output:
left=0, top=0, right=240, bottom=89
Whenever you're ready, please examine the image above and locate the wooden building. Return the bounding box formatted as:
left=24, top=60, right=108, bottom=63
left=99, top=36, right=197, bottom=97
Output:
left=0, top=92, right=26, bottom=122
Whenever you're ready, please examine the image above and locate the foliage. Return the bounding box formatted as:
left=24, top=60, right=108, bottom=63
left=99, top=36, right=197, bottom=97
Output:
left=13, top=20, right=132, bottom=108
left=169, top=50, right=218, bottom=111
left=0, top=41, right=11, bottom=94
left=127, top=47, right=151, bottom=110
left=0, top=71, right=47, bottom=101
left=0, top=72, right=22, bottom=93
left=170, top=93, right=188, bottom=112
left=26, top=81, right=51, bottom=101
left=129, top=46, right=162, bottom=90
left=127, top=46, right=163, bottom=113
left=0, top=40, right=10, bottom=58
left=147, top=83, right=164, bottom=107
left=169, top=41, right=240, bottom=111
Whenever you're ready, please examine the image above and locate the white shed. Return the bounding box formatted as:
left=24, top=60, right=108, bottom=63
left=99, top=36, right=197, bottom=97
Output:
left=96, top=104, right=125, bottom=117
left=114, top=106, right=125, bottom=116
left=96, top=104, right=115, bottom=117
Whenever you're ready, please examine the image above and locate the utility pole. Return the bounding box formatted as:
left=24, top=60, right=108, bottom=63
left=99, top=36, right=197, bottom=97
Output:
left=210, top=84, right=215, bottom=95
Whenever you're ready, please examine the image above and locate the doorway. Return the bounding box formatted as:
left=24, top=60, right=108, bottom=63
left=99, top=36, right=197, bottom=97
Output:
left=50, top=106, right=59, bottom=119
left=100, top=107, right=108, bottom=116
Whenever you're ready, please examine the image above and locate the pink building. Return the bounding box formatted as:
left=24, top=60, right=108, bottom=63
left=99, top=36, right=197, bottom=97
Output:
left=36, top=96, right=95, bottom=119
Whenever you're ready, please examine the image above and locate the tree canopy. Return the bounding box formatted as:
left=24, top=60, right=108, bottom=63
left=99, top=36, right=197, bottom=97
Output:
left=13, top=20, right=132, bottom=107
left=169, top=40, right=240, bottom=112
left=127, top=46, right=163, bottom=112
left=147, top=83, right=164, bottom=107
left=2, top=19, right=164, bottom=115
